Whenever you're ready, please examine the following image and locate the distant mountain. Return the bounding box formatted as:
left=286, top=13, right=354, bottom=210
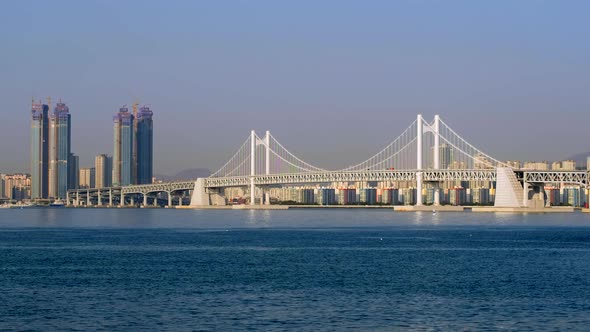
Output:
left=566, top=152, right=590, bottom=167
left=154, top=168, right=211, bottom=182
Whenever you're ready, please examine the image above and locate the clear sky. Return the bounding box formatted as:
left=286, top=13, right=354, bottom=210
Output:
left=1, top=0, right=589, bottom=174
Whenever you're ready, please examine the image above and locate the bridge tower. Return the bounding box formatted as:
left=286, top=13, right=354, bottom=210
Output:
left=416, top=114, right=423, bottom=206
left=264, top=130, right=270, bottom=205
left=433, top=114, right=440, bottom=206
left=250, top=130, right=256, bottom=205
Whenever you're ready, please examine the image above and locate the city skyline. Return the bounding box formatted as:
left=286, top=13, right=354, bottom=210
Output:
left=1, top=1, right=590, bottom=174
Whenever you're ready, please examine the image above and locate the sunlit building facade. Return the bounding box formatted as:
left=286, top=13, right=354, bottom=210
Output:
left=30, top=101, right=49, bottom=199
left=113, top=106, right=134, bottom=186
left=48, top=101, right=71, bottom=199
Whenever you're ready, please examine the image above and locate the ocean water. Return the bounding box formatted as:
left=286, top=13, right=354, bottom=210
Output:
left=1, top=208, right=590, bottom=331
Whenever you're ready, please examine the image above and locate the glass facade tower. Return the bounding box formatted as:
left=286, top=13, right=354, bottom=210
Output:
left=135, top=106, right=153, bottom=184
left=30, top=101, right=49, bottom=199
left=48, top=101, right=71, bottom=199
left=113, top=106, right=134, bottom=186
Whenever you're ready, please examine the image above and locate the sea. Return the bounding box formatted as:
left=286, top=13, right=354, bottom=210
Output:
left=1, top=208, right=590, bottom=331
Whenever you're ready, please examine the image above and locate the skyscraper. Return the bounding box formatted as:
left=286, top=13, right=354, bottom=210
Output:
left=135, top=105, right=154, bottom=184
left=95, top=154, right=112, bottom=188
left=113, top=106, right=134, bottom=186
left=439, top=144, right=453, bottom=169
left=30, top=100, right=49, bottom=199
left=68, top=153, right=79, bottom=189
left=48, top=101, right=71, bottom=199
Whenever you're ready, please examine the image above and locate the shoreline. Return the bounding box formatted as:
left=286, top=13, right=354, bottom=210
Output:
left=57, top=205, right=590, bottom=213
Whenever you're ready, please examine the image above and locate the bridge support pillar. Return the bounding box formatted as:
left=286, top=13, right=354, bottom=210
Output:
left=130, top=196, right=134, bottom=206
left=120, top=193, right=125, bottom=207
left=264, top=188, right=270, bottom=205
left=76, top=191, right=80, bottom=207
left=168, top=192, right=172, bottom=208
left=97, top=190, right=102, bottom=206
left=109, top=189, right=113, bottom=206
left=143, top=194, right=148, bottom=207
left=523, top=182, right=529, bottom=208
left=190, top=178, right=210, bottom=206
left=154, top=195, right=158, bottom=207
left=250, top=130, right=256, bottom=205
left=87, top=190, right=91, bottom=206
left=434, top=183, right=441, bottom=206
left=178, top=193, right=183, bottom=206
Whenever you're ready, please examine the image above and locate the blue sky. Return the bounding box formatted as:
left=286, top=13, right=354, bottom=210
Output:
left=1, top=0, right=589, bottom=174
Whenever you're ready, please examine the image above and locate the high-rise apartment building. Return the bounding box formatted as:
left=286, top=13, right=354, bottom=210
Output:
left=0, top=174, right=5, bottom=198
left=113, top=106, right=134, bottom=186
left=523, top=161, right=549, bottom=170
left=135, top=106, right=153, bottom=184
left=79, top=168, right=95, bottom=189
left=552, top=160, right=576, bottom=171
left=439, top=144, right=453, bottom=169
left=48, top=101, right=71, bottom=199
left=430, top=144, right=453, bottom=169
left=30, top=100, right=49, bottom=199
left=505, top=160, right=521, bottom=169
left=95, top=154, right=112, bottom=188
left=3, top=174, right=31, bottom=200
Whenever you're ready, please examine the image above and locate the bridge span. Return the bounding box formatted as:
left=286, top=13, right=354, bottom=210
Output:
left=67, top=114, right=589, bottom=209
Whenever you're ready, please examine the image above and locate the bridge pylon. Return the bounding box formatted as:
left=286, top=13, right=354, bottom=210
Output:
left=416, top=114, right=423, bottom=206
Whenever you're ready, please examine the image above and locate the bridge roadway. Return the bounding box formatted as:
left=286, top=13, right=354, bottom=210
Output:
left=205, top=169, right=589, bottom=188
left=66, top=169, right=589, bottom=207
left=204, top=169, right=499, bottom=187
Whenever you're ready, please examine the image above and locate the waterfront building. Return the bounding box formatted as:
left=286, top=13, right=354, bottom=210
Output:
left=362, top=188, right=377, bottom=205
left=113, top=106, right=134, bottom=186
left=95, top=154, right=112, bottom=188
left=471, top=188, right=490, bottom=205
left=135, top=106, right=154, bottom=184
left=523, top=161, right=549, bottom=170
left=474, top=153, right=493, bottom=169
left=337, top=188, right=356, bottom=205
left=0, top=175, right=5, bottom=198
left=552, top=160, right=576, bottom=171
left=319, top=188, right=337, bottom=205
left=79, top=168, right=95, bottom=189
left=48, top=101, right=71, bottom=199
left=439, top=144, right=453, bottom=169
left=3, top=174, right=31, bottom=200
left=400, top=188, right=416, bottom=205
left=30, top=100, right=49, bottom=199
left=299, top=189, right=315, bottom=204
left=562, top=186, right=582, bottom=207
left=505, top=160, right=521, bottom=169
left=380, top=188, right=399, bottom=205
left=449, top=187, right=467, bottom=206
left=545, top=187, right=560, bottom=206
left=425, top=188, right=435, bottom=205
left=68, top=153, right=79, bottom=189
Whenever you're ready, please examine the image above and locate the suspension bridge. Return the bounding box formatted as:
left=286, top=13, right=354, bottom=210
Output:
left=67, top=114, right=589, bottom=209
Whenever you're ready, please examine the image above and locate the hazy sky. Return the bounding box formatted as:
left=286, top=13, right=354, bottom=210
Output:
left=1, top=0, right=589, bottom=174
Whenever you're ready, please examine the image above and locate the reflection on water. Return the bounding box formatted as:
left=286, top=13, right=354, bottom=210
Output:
left=0, top=208, right=589, bottom=229
left=245, top=209, right=272, bottom=227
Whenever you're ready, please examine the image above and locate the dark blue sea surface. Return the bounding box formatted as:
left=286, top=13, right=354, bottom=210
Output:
left=1, top=208, right=590, bottom=331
